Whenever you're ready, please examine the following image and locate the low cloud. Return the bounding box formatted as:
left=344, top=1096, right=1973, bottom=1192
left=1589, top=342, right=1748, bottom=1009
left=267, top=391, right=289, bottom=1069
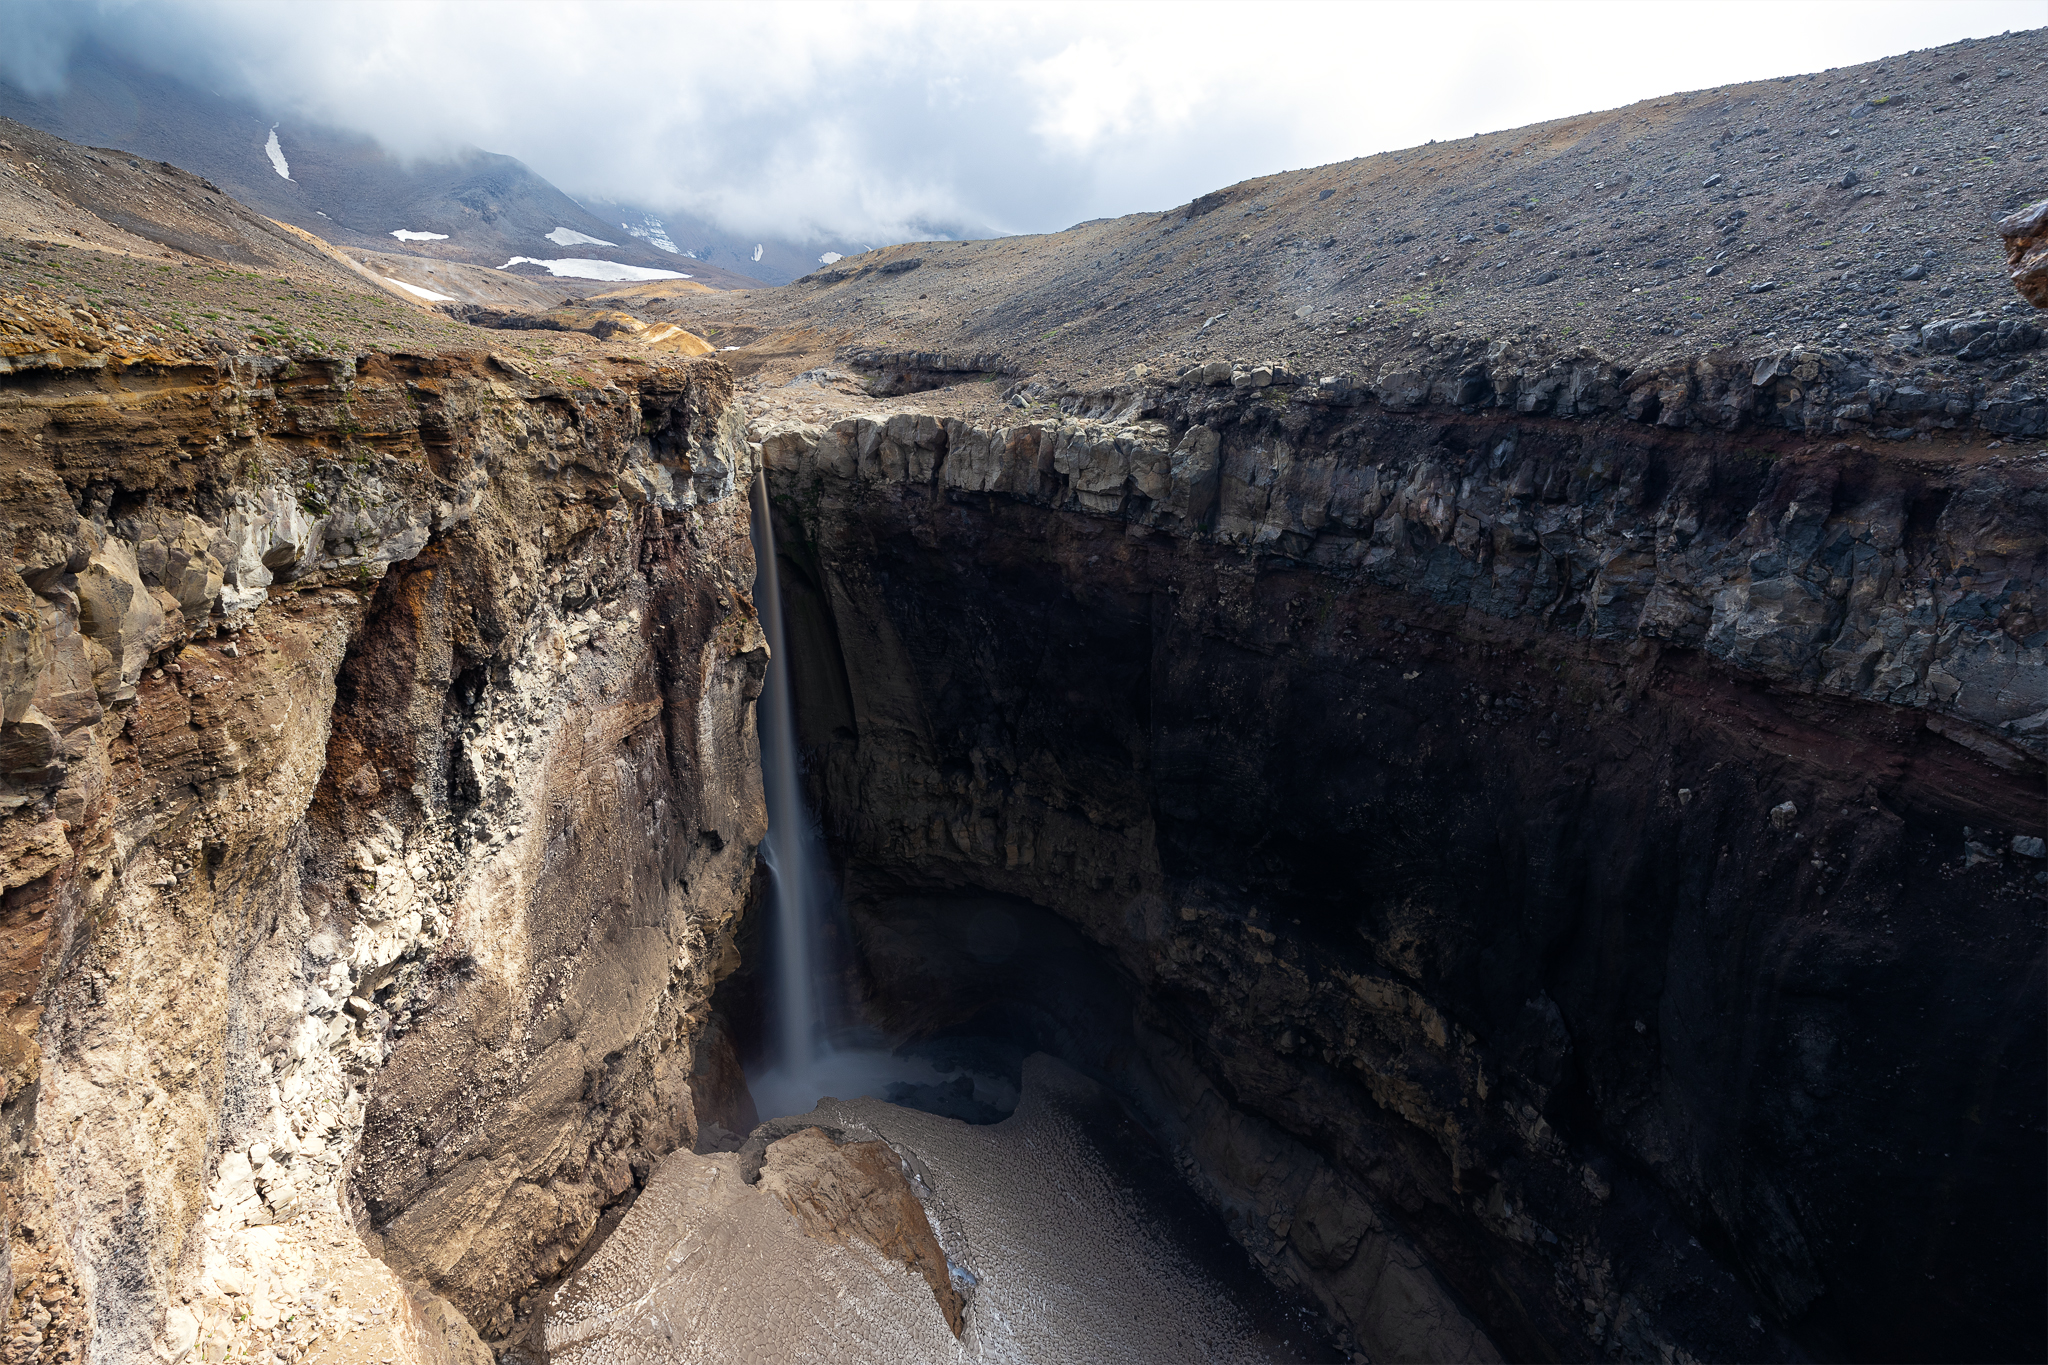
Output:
left=4, top=0, right=2038, bottom=246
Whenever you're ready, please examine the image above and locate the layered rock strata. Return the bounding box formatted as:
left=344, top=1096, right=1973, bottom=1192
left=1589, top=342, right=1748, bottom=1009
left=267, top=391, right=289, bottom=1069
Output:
left=751, top=392, right=2045, bottom=1363
left=1163, top=322, right=2047, bottom=444
left=0, top=300, right=766, bottom=1362
left=757, top=396, right=2043, bottom=749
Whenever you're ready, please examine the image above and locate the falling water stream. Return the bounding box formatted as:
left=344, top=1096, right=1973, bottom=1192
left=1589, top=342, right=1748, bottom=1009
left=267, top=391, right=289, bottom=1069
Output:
left=745, top=474, right=1016, bottom=1121
left=723, top=478, right=1343, bottom=1360
left=749, top=473, right=833, bottom=1075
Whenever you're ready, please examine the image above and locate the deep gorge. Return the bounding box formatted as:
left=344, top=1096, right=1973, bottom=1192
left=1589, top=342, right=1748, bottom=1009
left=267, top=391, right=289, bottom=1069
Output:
left=0, top=316, right=2041, bottom=1364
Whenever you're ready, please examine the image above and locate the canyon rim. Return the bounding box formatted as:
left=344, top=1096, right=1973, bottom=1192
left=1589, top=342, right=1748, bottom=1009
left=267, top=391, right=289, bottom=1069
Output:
left=0, top=22, right=2043, bottom=1365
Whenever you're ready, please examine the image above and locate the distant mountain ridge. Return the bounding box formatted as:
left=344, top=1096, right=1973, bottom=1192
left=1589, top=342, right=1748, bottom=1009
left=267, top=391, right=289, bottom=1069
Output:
left=0, top=42, right=779, bottom=289
left=574, top=192, right=875, bottom=289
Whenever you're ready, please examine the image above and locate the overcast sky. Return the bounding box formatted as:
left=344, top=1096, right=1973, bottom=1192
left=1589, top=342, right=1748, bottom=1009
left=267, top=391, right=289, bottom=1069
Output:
left=4, top=0, right=2040, bottom=244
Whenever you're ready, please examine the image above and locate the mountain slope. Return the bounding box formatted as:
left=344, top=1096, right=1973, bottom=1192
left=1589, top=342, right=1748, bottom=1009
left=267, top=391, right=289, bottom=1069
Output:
left=665, top=27, right=2046, bottom=428
left=0, top=114, right=380, bottom=289
left=0, top=42, right=767, bottom=289
left=0, top=118, right=724, bottom=361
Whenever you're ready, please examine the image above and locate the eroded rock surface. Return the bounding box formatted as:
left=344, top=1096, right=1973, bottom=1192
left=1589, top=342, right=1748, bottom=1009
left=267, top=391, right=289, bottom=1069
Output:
left=755, top=391, right=2043, bottom=751
left=0, top=294, right=766, bottom=1361
left=2001, top=198, right=2048, bottom=309
left=758, top=1127, right=965, bottom=1336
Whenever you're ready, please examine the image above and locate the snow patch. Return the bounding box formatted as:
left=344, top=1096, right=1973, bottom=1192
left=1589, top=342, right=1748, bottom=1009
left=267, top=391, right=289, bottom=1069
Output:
left=498, top=257, right=690, bottom=282
left=818, top=252, right=844, bottom=265
left=384, top=277, right=455, bottom=303
left=546, top=226, right=617, bottom=248
left=620, top=217, right=680, bottom=254
left=752, top=244, right=764, bottom=263
left=390, top=229, right=449, bottom=242
left=264, top=127, right=291, bottom=180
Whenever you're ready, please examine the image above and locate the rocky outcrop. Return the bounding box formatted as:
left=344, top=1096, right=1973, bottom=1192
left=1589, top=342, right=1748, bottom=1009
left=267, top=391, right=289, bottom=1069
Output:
left=2002, top=199, right=2048, bottom=310
left=758, top=1126, right=965, bottom=1335
left=1162, top=330, right=2048, bottom=442
left=838, top=347, right=1016, bottom=399
left=751, top=393, right=2044, bottom=1363
left=0, top=298, right=765, bottom=1361
left=756, top=397, right=2044, bottom=759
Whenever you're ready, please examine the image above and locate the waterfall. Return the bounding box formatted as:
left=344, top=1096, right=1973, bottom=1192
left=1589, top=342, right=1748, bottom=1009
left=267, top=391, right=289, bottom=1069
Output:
left=750, top=473, right=837, bottom=1081
left=744, top=473, right=1016, bottom=1124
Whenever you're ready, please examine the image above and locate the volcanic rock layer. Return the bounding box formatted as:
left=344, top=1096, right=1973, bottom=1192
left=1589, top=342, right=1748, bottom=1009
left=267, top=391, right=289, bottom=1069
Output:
left=745, top=389, right=2045, bottom=1364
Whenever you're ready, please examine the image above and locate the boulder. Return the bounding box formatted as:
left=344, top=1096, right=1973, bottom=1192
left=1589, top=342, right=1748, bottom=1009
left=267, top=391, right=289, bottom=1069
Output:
left=758, top=1127, right=964, bottom=1336
left=1997, top=198, right=2048, bottom=308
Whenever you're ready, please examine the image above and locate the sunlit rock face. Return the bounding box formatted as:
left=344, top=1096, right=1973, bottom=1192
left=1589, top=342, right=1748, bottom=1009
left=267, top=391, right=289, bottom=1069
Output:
left=751, top=394, right=2045, bottom=1365
left=0, top=303, right=766, bottom=1363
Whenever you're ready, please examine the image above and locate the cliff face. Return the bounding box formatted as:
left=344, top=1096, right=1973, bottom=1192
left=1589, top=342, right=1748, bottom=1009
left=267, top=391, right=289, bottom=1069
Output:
left=2, top=77, right=2043, bottom=1363
left=752, top=396, right=2045, bottom=1363
left=0, top=301, right=765, bottom=1362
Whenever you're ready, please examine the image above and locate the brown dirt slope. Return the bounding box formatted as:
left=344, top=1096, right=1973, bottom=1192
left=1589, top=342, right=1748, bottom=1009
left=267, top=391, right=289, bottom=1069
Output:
left=0, top=121, right=728, bottom=370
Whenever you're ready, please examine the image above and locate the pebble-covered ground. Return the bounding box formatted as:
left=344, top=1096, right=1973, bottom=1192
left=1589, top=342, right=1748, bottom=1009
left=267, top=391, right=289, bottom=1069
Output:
left=653, top=30, right=2045, bottom=406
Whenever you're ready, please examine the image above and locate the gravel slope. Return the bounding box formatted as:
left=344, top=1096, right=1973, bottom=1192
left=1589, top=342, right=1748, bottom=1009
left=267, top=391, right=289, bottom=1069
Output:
left=659, top=30, right=2046, bottom=416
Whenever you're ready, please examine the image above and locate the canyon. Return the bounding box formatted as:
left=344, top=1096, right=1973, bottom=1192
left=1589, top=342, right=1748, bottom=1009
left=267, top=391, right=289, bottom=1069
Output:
left=0, top=31, right=2043, bottom=1365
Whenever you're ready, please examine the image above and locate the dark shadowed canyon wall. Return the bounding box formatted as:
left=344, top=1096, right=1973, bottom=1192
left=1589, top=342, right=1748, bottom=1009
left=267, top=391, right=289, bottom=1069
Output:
left=750, top=392, right=2044, bottom=1364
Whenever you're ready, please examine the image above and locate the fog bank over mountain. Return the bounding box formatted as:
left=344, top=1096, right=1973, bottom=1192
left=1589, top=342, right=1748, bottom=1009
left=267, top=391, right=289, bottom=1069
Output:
left=3, top=0, right=2039, bottom=248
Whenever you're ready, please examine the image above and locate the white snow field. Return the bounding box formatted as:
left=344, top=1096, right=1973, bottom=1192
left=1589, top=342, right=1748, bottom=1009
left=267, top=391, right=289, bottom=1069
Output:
left=383, top=277, right=455, bottom=302
left=389, top=229, right=450, bottom=242
left=497, top=256, right=689, bottom=281
left=546, top=226, right=618, bottom=247
left=620, top=216, right=681, bottom=253
left=263, top=127, right=290, bottom=179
